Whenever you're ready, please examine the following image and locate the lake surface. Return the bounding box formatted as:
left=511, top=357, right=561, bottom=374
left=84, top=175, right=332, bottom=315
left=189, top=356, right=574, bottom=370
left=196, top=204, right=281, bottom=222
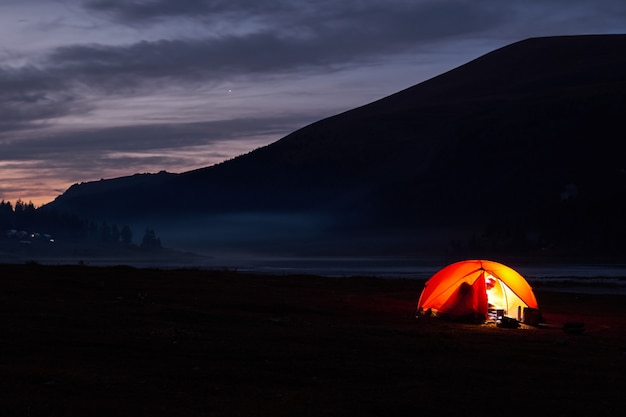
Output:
left=13, top=252, right=626, bottom=294
left=195, top=255, right=626, bottom=295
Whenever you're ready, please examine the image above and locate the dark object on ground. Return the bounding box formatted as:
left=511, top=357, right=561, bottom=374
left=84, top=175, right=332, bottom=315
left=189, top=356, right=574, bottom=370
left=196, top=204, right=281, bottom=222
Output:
left=563, top=321, right=585, bottom=334
left=523, top=307, right=544, bottom=326
left=497, top=316, right=521, bottom=328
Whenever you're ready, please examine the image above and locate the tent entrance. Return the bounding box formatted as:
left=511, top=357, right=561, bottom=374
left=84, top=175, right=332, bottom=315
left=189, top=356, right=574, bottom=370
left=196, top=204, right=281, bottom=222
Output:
left=439, top=273, right=530, bottom=322
left=485, top=273, right=527, bottom=321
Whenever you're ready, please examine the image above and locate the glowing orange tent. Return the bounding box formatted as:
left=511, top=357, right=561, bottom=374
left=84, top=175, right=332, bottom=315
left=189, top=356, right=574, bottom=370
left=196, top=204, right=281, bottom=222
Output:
left=417, top=260, right=539, bottom=322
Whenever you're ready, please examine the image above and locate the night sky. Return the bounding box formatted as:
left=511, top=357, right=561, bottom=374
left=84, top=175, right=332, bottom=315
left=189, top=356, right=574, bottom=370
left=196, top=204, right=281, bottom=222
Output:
left=2, top=0, right=625, bottom=206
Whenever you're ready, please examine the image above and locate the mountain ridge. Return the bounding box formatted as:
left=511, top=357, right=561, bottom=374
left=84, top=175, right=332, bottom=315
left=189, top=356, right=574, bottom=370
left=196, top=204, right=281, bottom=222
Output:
left=43, top=34, right=626, bottom=257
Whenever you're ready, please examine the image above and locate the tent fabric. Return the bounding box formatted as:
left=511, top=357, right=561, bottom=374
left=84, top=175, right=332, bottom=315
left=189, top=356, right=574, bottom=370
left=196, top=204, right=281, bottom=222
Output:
left=417, top=260, right=538, bottom=321
left=438, top=274, right=488, bottom=321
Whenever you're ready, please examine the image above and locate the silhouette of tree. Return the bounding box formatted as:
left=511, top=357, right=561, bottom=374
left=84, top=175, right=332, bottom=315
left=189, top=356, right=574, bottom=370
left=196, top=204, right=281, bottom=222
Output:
left=89, top=221, right=99, bottom=241
left=140, top=228, right=161, bottom=250
left=121, top=225, right=133, bottom=244
left=111, top=224, right=120, bottom=243
left=101, top=221, right=112, bottom=243
left=0, top=200, right=14, bottom=230
left=14, top=200, right=36, bottom=230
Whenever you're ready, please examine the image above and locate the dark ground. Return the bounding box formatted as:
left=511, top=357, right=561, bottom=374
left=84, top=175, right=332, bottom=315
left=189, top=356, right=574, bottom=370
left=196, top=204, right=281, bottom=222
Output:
left=1, top=263, right=625, bottom=416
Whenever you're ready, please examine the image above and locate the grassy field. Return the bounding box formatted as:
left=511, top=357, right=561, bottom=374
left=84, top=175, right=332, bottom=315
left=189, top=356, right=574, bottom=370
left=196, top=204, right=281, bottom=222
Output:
left=1, top=263, right=625, bottom=416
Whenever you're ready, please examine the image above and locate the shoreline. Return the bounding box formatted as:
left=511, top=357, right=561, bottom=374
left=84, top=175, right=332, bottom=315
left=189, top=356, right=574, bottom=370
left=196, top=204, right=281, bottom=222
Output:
left=4, top=255, right=626, bottom=295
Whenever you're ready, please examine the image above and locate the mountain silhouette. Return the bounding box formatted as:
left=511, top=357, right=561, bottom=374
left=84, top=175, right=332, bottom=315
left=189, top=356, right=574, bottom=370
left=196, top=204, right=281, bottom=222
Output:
left=43, top=34, right=626, bottom=258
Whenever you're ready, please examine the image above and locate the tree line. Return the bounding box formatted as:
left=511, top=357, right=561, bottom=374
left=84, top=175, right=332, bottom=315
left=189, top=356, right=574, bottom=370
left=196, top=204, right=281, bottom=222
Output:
left=1, top=200, right=161, bottom=249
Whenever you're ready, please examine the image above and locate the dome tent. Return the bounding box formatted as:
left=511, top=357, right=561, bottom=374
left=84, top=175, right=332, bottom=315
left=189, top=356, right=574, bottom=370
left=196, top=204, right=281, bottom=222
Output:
left=417, top=260, right=539, bottom=323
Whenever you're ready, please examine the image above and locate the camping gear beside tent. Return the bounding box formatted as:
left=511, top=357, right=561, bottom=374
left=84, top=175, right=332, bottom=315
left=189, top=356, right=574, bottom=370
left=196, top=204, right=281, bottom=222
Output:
left=417, top=260, right=540, bottom=324
left=497, top=316, right=521, bottom=328
left=563, top=322, right=585, bottom=334
left=523, top=307, right=542, bottom=326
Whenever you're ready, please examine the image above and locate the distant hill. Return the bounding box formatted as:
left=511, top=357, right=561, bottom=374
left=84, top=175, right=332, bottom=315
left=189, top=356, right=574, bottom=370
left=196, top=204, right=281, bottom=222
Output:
left=42, top=35, right=626, bottom=259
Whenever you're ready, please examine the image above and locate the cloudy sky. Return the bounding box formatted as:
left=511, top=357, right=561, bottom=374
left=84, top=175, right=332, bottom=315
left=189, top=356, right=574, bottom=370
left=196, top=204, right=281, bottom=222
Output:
left=1, top=0, right=625, bottom=206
